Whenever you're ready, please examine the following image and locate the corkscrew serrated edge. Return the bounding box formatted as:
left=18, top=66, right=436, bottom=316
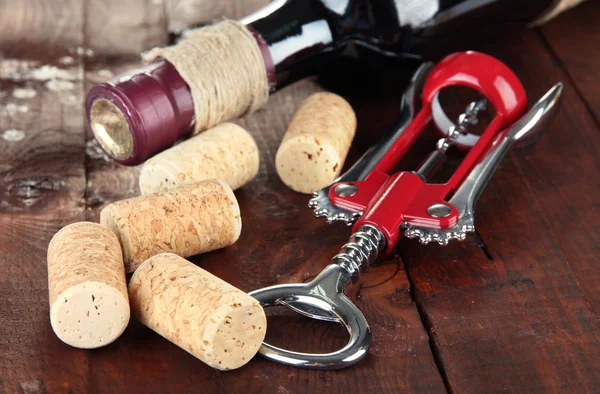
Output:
left=404, top=221, right=475, bottom=245
left=308, top=188, right=361, bottom=226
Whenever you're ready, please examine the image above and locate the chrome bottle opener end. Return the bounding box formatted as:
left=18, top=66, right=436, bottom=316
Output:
left=249, top=225, right=385, bottom=369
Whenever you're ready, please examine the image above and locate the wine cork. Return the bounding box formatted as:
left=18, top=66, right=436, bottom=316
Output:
left=276, top=92, right=357, bottom=194
left=47, top=222, right=130, bottom=349
left=100, top=179, right=241, bottom=273
left=139, top=123, right=260, bottom=195
left=129, top=253, right=266, bottom=370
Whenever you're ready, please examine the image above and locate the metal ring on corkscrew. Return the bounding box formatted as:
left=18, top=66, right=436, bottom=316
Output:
left=250, top=51, right=564, bottom=369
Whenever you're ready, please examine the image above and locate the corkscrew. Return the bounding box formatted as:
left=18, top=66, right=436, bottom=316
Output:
left=250, top=51, right=563, bottom=369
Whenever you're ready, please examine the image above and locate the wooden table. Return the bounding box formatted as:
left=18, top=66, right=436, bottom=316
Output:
left=1, top=1, right=599, bottom=392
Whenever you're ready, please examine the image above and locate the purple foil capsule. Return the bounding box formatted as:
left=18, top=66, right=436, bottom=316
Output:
left=86, top=60, right=195, bottom=166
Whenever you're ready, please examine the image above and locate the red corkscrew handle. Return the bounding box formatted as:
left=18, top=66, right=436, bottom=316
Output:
left=331, top=51, right=528, bottom=254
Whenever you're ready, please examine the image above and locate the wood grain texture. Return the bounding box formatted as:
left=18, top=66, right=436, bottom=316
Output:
left=399, top=27, right=600, bottom=393
left=538, top=1, right=600, bottom=124
left=0, top=7, right=88, bottom=391
left=85, top=0, right=167, bottom=56
left=0, top=0, right=83, bottom=52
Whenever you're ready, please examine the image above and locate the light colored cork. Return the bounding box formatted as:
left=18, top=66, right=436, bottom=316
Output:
left=100, top=179, right=241, bottom=273
left=276, top=92, right=357, bottom=194
left=142, top=20, right=269, bottom=135
left=47, top=222, right=130, bottom=349
left=129, top=253, right=266, bottom=370
left=139, top=123, right=260, bottom=195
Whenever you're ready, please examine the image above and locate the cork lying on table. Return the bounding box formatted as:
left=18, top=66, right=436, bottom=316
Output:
left=100, top=179, right=241, bottom=273
left=276, top=92, right=357, bottom=194
left=129, top=253, right=266, bottom=371
left=47, top=222, right=130, bottom=349
left=139, top=123, right=260, bottom=195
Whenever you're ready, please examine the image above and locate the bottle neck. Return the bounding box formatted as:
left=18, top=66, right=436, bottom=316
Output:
left=240, top=0, right=556, bottom=91
left=245, top=0, right=410, bottom=90
left=164, top=0, right=557, bottom=93
left=87, top=0, right=562, bottom=166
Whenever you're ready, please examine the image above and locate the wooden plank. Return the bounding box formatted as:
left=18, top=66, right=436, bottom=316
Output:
left=400, top=27, right=600, bottom=392
left=0, top=16, right=89, bottom=394
left=165, top=0, right=270, bottom=33
left=537, top=1, right=600, bottom=124
left=85, top=0, right=167, bottom=57
left=0, top=0, right=83, bottom=52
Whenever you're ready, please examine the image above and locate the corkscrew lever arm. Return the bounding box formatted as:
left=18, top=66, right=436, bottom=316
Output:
left=453, top=84, right=563, bottom=222
left=405, top=82, right=563, bottom=243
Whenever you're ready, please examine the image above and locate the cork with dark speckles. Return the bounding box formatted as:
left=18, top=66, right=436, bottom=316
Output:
left=139, top=123, right=259, bottom=195
left=47, top=222, right=130, bottom=349
left=276, top=92, right=357, bottom=194
left=129, top=253, right=266, bottom=370
left=100, top=179, right=241, bottom=273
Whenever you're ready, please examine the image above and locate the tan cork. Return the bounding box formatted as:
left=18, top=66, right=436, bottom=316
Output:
left=276, top=92, right=357, bottom=194
left=47, top=222, right=130, bottom=349
left=100, top=179, right=241, bottom=273
left=129, top=253, right=266, bottom=370
left=139, top=123, right=260, bottom=195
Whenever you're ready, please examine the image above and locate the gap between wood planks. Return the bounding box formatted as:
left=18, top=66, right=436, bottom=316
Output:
left=399, top=237, right=494, bottom=394
left=82, top=0, right=91, bottom=223
left=534, top=28, right=600, bottom=134
left=530, top=28, right=600, bottom=321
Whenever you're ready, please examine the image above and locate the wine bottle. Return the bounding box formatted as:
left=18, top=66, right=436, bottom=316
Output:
left=86, top=0, right=569, bottom=165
